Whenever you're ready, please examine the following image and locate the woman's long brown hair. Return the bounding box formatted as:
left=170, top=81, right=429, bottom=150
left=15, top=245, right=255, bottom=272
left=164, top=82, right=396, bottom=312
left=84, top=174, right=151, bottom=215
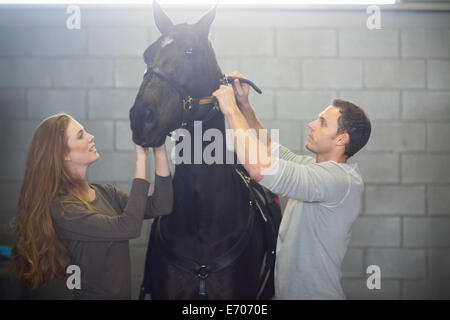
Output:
left=9, top=113, right=88, bottom=289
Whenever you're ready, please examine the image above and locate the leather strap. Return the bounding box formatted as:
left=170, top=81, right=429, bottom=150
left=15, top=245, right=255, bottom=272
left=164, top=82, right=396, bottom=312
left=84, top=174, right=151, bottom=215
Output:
left=154, top=167, right=257, bottom=298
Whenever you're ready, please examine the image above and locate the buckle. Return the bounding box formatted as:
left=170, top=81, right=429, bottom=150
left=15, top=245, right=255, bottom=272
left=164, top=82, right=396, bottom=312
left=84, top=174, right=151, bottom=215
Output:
left=183, top=96, right=193, bottom=111
left=221, top=75, right=230, bottom=86
left=198, top=265, right=209, bottom=279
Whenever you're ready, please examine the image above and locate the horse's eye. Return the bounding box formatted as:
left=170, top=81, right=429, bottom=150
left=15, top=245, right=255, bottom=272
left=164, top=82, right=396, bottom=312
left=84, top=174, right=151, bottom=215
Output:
left=185, top=48, right=193, bottom=55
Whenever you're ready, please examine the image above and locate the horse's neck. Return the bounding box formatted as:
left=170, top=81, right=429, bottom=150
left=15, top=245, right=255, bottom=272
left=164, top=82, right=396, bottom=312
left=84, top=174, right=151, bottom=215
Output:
left=171, top=115, right=248, bottom=235
left=171, top=162, right=249, bottom=246
left=175, top=112, right=237, bottom=166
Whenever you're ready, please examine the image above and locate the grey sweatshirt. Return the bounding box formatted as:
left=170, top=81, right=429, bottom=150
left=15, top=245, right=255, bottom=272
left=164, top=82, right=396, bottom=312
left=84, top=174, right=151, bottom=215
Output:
left=50, top=175, right=173, bottom=300
left=259, top=143, right=363, bottom=299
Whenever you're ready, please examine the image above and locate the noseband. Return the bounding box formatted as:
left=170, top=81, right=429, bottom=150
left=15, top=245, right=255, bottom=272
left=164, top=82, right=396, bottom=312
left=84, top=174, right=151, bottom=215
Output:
left=144, top=67, right=262, bottom=134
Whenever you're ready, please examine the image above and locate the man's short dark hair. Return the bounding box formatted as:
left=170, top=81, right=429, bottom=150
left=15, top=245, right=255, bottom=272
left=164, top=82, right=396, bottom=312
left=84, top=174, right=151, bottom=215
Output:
left=332, top=98, right=371, bottom=159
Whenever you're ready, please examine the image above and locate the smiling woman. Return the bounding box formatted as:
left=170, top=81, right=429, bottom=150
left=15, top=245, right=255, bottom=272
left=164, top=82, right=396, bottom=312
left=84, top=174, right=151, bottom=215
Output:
left=63, top=119, right=100, bottom=188
left=9, top=113, right=174, bottom=299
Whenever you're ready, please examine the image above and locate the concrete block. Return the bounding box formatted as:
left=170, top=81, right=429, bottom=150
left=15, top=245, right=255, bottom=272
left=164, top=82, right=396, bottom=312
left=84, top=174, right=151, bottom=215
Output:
left=339, top=29, right=399, bottom=57
left=428, top=186, right=450, bottom=215
left=115, top=58, right=146, bottom=88
left=276, top=28, right=336, bottom=57
left=0, top=182, right=21, bottom=216
left=51, top=59, right=114, bottom=88
left=115, top=120, right=134, bottom=151
left=402, top=91, right=450, bottom=121
left=211, top=27, right=273, bottom=57
left=402, top=154, right=450, bottom=183
left=428, top=249, right=450, bottom=279
left=240, top=58, right=301, bottom=88
left=0, top=28, right=26, bottom=56
left=404, top=217, right=450, bottom=247
left=427, top=122, right=450, bottom=152
left=349, top=153, right=400, bottom=184
left=212, top=10, right=368, bottom=28
left=260, top=120, right=303, bottom=152
left=366, top=249, right=426, bottom=279
left=342, top=248, right=364, bottom=278
left=365, top=122, right=425, bottom=152
left=365, top=60, right=425, bottom=89
left=0, top=211, right=14, bottom=244
left=0, top=58, right=53, bottom=88
left=365, top=185, right=425, bottom=215
left=342, top=279, right=400, bottom=300
left=349, top=217, right=401, bottom=247
left=88, top=28, right=148, bottom=57
left=428, top=60, right=450, bottom=89
left=216, top=57, right=240, bottom=76
left=302, top=59, right=362, bottom=89
left=339, top=90, right=400, bottom=121
left=275, top=90, right=336, bottom=120
left=373, top=11, right=450, bottom=28
left=402, top=28, right=450, bottom=58
left=26, top=28, right=86, bottom=56
left=249, top=88, right=274, bottom=120
left=27, top=89, right=87, bottom=120
left=0, top=89, right=26, bottom=119
left=0, top=8, right=66, bottom=27
left=2, top=119, right=39, bottom=151
left=0, top=151, right=27, bottom=181
left=88, top=89, right=137, bottom=120
left=83, top=8, right=153, bottom=27
left=87, top=152, right=154, bottom=182
left=403, top=279, right=450, bottom=299
left=82, top=120, right=114, bottom=152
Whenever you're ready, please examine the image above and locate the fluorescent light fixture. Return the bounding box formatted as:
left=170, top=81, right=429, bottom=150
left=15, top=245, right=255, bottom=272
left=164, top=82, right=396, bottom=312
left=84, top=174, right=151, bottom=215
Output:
left=0, top=0, right=397, bottom=5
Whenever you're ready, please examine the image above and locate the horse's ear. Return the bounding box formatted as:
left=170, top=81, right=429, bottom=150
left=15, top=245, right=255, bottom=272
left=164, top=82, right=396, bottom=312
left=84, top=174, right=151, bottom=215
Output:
left=194, top=4, right=217, bottom=37
left=153, top=0, right=174, bottom=34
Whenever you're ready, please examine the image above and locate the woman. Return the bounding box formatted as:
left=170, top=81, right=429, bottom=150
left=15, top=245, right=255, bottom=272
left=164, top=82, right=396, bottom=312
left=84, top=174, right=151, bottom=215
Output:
left=9, top=113, right=173, bottom=299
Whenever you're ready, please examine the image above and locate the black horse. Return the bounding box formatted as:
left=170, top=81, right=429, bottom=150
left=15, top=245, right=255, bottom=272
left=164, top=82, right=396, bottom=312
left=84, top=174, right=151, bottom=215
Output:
left=130, top=2, right=281, bottom=299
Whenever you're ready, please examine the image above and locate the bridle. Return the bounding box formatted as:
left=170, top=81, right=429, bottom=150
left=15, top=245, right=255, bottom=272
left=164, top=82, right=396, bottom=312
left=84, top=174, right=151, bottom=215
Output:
left=143, top=66, right=263, bottom=135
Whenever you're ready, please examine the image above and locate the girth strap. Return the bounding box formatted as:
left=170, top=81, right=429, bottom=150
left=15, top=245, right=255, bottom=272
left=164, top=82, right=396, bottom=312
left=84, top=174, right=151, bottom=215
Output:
left=155, top=190, right=255, bottom=298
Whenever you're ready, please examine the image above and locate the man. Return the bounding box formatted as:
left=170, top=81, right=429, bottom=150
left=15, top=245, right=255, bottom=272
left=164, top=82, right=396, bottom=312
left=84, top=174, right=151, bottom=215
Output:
left=213, top=73, right=371, bottom=299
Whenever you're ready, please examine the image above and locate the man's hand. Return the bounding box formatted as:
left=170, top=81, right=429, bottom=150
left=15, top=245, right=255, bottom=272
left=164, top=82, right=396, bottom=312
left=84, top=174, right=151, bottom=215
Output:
left=212, top=85, right=239, bottom=116
left=227, top=72, right=251, bottom=111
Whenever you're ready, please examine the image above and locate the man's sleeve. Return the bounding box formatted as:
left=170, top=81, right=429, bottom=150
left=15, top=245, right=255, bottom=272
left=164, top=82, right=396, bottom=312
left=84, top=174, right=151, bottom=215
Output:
left=268, top=142, right=315, bottom=165
left=259, top=157, right=351, bottom=205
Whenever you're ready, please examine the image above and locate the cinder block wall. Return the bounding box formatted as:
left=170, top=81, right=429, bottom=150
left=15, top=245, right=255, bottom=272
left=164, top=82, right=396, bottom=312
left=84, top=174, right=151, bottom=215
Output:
left=0, top=5, right=449, bottom=299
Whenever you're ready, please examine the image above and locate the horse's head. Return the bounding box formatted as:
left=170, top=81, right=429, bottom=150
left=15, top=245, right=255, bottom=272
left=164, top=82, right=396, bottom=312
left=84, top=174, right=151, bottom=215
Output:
left=130, top=1, right=223, bottom=147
